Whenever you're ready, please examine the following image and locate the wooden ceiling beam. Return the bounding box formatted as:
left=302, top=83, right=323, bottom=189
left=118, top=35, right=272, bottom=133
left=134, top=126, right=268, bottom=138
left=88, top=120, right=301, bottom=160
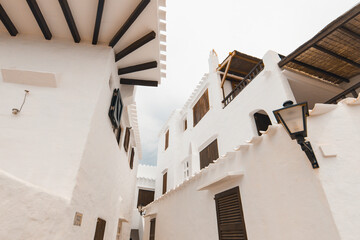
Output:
left=0, top=4, right=18, bottom=36
left=120, top=78, right=158, bottom=87
left=59, top=0, right=80, bottom=43
left=26, top=0, right=52, bottom=40
left=115, top=31, right=156, bottom=62
left=291, top=59, right=349, bottom=83
left=313, top=45, right=360, bottom=68
left=118, top=61, right=157, bottom=75
left=92, top=0, right=105, bottom=45
left=339, top=26, right=360, bottom=41
left=109, top=0, right=150, bottom=47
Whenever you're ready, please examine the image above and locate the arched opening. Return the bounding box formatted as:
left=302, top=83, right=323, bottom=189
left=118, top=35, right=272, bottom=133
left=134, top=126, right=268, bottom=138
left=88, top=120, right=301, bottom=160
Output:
left=253, top=110, right=272, bottom=136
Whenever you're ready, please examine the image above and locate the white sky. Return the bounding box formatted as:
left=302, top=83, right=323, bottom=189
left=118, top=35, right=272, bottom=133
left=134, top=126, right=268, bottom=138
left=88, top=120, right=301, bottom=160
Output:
left=136, top=0, right=359, bottom=165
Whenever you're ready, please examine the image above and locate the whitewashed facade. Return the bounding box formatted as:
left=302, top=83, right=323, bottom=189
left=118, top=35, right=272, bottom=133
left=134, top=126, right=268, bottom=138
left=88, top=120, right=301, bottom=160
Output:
left=0, top=0, right=166, bottom=239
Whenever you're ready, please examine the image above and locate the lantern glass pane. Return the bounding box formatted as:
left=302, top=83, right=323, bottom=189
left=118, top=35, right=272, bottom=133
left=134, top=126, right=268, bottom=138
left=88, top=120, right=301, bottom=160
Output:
left=278, top=105, right=304, bottom=134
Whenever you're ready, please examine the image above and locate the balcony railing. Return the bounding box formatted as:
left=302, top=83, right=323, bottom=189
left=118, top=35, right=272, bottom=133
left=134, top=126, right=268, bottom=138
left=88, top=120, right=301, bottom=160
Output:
left=325, top=82, right=360, bottom=104
left=222, top=60, right=264, bottom=107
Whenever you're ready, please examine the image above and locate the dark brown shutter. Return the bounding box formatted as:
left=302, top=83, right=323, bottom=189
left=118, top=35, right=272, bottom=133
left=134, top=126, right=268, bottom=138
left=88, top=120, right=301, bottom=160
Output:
left=165, top=130, right=169, bottom=150
left=215, top=187, right=247, bottom=240
left=199, top=139, right=219, bottom=169
left=124, top=127, right=130, bottom=152
left=193, top=89, right=210, bottom=126
left=137, top=189, right=155, bottom=207
left=93, top=218, right=106, bottom=240
left=162, top=172, right=167, bottom=194
left=129, top=148, right=135, bottom=169
left=149, top=218, right=156, bottom=240
left=184, top=119, right=187, bottom=130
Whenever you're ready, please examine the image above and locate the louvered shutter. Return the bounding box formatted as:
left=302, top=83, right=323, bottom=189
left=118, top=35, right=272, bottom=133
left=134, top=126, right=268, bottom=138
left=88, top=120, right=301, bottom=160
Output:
left=193, top=89, right=210, bottom=126
left=129, top=148, right=135, bottom=169
left=215, top=187, right=248, bottom=240
left=200, top=139, right=219, bottom=169
left=108, top=89, right=123, bottom=129
left=123, top=127, right=130, bottom=152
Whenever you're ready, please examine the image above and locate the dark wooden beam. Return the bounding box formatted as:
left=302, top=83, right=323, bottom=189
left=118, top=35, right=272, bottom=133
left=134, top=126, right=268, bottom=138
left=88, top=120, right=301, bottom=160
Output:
left=120, top=78, right=158, bottom=87
left=92, top=0, right=105, bottom=45
left=279, top=3, right=360, bottom=68
left=26, top=0, right=52, bottom=40
left=109, top=0, right=150, bottom=47
left=339, top=26, right=360, bottom=40
left=118, top=61, right=157, bottom=75
left=313, top=45, right=360, bottom=68
left=58, top=0, right=80, bottom=43
left=0, top=4, right=18, bottom=36
left=291, top=59, right=349, bottom=83
left=115, top=31, right=156, bottom=62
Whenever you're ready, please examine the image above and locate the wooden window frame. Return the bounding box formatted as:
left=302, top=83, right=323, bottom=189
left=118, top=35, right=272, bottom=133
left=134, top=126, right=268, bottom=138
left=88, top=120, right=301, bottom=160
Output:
left=164, top=129, right=169, bottom=150
left=214, top=187, right=247, bottom=240
left=193, top=89, right=210, bottom=127
left=124, top=127, right=131, bottom=152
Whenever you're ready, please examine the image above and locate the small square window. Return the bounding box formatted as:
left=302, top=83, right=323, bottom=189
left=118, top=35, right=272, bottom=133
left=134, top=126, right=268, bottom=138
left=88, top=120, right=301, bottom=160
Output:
left=183, top=161, right=190, bottom=179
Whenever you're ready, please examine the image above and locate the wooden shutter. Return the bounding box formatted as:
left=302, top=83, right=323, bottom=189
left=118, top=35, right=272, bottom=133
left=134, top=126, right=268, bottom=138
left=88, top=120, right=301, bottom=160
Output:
left=215, top=187, right=247, bottom=240
left=199, top=139, right=219, bottom=169
left=184, top=119, right=187, bottom=131
left=165, top=130, right=169, bottom=150
left=254, top=112, right=272, bottom=136
left=137, top=189, right=155, bottom=207
left=193, top=89, right=210, bottom=126
left=149, top=218, right=156, bottom=240
left=129, top=148, right=135, bottom=169
left=162, top=172, right=167, bottom=194
left=93, top=218, right=106, bottom=240
left=124, top=127, right=130, bottom=152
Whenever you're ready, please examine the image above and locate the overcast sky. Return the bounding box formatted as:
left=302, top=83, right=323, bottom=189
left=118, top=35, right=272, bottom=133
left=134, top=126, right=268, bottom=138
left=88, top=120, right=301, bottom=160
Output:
left=136, top=0, right=359, bottom=166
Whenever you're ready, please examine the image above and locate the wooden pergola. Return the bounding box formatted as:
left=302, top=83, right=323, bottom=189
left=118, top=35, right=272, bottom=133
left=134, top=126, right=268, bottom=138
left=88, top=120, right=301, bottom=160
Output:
left=279, top=3, right=360, bottom=85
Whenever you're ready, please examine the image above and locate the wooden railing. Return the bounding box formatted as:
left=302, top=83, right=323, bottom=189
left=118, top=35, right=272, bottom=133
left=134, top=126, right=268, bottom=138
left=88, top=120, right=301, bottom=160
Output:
left=222, top=60, right=264, bottom=107
left=325, top=82, right=360, bottom=104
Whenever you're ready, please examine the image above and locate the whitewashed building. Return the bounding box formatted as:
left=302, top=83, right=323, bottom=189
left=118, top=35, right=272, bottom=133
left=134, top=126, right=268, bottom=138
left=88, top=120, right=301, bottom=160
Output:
left=144, top=4, right=360, bottom=240
left=0, top=0, right=166, bottom=240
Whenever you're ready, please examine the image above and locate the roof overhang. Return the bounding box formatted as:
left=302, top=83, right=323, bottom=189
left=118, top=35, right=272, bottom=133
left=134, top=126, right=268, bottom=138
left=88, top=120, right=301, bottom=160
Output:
left=0, top=0, right=166, bottom=85
left=278, top=3, right=360, bottom=85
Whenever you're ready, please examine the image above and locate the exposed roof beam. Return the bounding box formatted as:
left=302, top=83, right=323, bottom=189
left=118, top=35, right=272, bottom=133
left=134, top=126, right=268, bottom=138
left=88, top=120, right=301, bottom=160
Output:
left=279, top=4, right=360, bottom=68
left=0, top=4, right=18, bottom=36
left=339, top=26, right=360, bottom=40
left=115, top=31, right=156, bottom=62
left=291, top=59, right=349, bottom=83
left=120, top=78, right=158, bottom=87
left=92, top=0, right=105, bottom=45
left=26, top=0, right=52, bottom=40
left=58, top=0, right=80, bottom=43
left=118, top=61, right=157, bottom=75
left=109, top=0, right=150, bottom=47
left=313, top=45, right=360, bottom=68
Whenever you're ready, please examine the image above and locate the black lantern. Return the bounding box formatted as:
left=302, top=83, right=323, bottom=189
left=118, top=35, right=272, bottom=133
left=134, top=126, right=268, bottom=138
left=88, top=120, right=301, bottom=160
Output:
left=273, top=101, right=319, bottom=169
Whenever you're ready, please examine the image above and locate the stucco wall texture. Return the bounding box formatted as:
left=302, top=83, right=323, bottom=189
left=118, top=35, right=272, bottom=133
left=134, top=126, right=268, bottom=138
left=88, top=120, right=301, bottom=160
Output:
left=145, top=99, right=360, bottom=240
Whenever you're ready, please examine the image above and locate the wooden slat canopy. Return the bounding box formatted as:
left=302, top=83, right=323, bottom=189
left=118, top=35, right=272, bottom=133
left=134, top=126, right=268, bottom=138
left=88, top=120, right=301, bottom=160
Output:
left=279, top=3, right=360, bottom=84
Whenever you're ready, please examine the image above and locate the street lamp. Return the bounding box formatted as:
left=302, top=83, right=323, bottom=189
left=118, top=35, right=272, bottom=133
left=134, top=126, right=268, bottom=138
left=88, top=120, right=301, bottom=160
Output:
left=273, top=101, right=319, bottom=169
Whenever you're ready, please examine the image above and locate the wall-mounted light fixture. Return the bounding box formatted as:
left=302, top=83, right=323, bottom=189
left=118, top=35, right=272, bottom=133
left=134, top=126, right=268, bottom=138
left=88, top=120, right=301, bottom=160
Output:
left=273, top=101, right=319, bottom=169
left=138, top=204, right=146, bottom=216
left=12, top=90, right=29, bottom=115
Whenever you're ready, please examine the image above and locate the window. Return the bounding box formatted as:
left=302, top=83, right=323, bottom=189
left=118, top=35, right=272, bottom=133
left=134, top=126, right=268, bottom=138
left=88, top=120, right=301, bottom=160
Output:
left=193, top=89, right=210, bottom=126
left=164, top=130, right=169, bottom=150
left=199, top=139, right=219, bottom=169
left=108, top=88, right=123, bottom=129
left=137, top=189, right=155, bottom=208
left=129, top=147, right=135, bottom=169
left=124, top=127, right=131, bottom=152
left=149, top=218, right=156, bottom=240
left=253, top=111, right=272, bottom=136
left=214, top=187, right=247, bottom=240
left=183, top=160, right=190, bottom=179
left=184, top=118, right=187, bottom=131
left=114, top=126, right=122, bottom=145
left=162, top=172, right=167, bottom=194
left=93, top=218, right=106, bottom=240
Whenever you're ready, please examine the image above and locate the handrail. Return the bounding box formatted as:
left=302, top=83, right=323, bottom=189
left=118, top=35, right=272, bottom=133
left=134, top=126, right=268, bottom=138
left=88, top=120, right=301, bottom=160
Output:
left=325, top=82, right=360, bottom=104
left=222, top=60, right=264, bottom=107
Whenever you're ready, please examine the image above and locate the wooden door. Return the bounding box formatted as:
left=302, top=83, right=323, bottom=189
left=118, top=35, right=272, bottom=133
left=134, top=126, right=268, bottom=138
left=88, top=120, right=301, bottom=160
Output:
left=149, top=218, right=156, bottom=240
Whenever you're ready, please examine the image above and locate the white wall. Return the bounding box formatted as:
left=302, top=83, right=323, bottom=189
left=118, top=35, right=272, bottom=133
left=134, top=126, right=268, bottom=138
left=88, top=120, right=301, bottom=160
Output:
left=144, top=101, right=360, bottom=240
